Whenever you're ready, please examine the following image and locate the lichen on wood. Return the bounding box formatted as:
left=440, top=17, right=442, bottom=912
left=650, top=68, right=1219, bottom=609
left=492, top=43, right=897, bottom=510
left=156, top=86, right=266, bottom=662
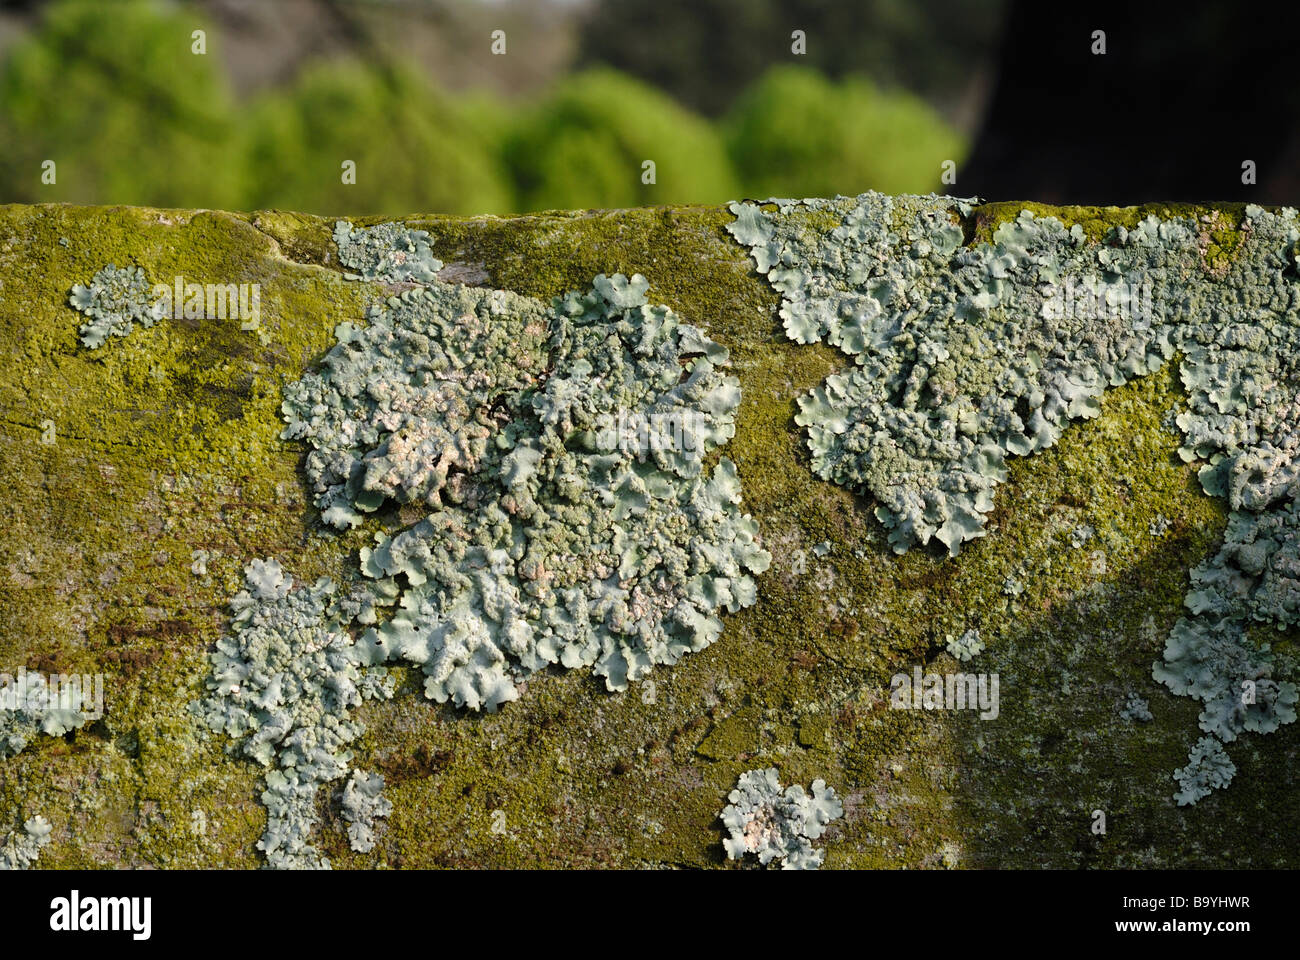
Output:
left=0, top=196, right=1294, bottom=869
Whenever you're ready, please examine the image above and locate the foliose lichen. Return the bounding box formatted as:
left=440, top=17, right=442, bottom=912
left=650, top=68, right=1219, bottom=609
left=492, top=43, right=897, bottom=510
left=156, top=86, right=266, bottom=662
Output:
left=280, top=280, right=553, bottom=530
left=333, top=220, right=444, bottom=284
left=727, top=192, right=1300, bottom=802
left=68, top=263, right=164, bottom=348
left=282, top=270, right=769, bottom=711
left=1173, top=735, right=1237, bottom=806
left=945, top=627, right=984, bottom=662
left=0, top=816, right=51, bottom=870
left=340, top=770, right=391, bottom=853
left=730, top=193, right=1172, bottom=554
left=719, top=768, right=843, bottom=869
left=0, top=669, right=99, bottom=758
left=1121, top=694, right=1153, bottom=723
left=193, top=558, right=395, bottom=869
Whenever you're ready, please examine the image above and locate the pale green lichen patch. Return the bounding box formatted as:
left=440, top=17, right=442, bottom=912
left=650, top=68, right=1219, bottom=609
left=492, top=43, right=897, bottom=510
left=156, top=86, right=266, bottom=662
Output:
left=0, top=814, right=50, bottom=869
left=0, top=670, right=98, bottom=758
left=945, top=628, right=984, bottom=662
left=1174, top=735, right=1236, bottom=806
left=719, top=767, right=842, bottom=869
left=332, top=220, right=443, bottom=284
left=282, top=262, right=770, bottom=712
left=193, top=558, right=395, bottom=869
left=340, top=770, right=390, bottom=853
left=727, top=194, right=1177, bottom=556
left=69, top=263, right=164, bottom=349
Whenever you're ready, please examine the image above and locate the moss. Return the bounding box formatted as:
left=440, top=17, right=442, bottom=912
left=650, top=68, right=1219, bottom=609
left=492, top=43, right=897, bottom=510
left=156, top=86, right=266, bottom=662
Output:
left=696, top=704, right=764, bottom=760
left=0, top=197, right=1294, bottom=869
left=972, top=200, right=1250, bottom=244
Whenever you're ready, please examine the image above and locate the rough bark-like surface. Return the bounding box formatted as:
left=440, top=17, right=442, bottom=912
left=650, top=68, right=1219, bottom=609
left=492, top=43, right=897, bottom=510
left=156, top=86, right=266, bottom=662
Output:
left=0, top=199, right=1294, bottom=868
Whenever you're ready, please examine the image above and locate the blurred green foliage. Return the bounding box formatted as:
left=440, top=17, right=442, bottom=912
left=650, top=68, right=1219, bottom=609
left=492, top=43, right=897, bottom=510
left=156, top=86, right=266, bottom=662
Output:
left=503, top=68, right=737, bottom=211
left=243, top=60, right=512, bottom=217
left=725, top=66, right=965, bottom=199
left=0, top=0, right=244, bottom=208
left=0, top=0, right=966, bottom=215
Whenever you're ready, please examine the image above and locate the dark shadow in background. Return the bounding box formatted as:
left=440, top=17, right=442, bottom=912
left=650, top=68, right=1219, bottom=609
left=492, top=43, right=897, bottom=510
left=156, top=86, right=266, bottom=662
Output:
left=960, top=0, right=1300, bottom=205
left=576, top=0, right=1004, bottom=121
